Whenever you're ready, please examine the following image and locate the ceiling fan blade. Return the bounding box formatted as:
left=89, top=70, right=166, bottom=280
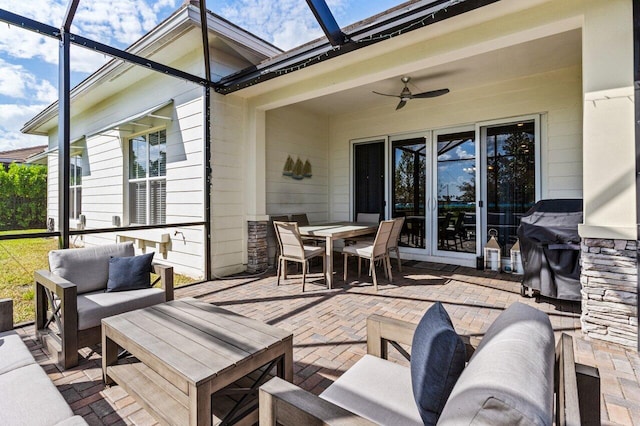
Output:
left=396, top=100, right=407, bottom=110
left=372, top=91, right=400, bottom=98
left=411, top=88, right=450, bottom=98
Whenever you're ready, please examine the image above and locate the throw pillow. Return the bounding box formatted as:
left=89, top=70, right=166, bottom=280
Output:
left=106, top=252, right=154, bottom=292
left=410, top=302, right=466, bottom=426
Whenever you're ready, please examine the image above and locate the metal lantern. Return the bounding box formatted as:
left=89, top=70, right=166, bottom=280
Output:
left=510, top=239, right=524, bottom=275
left=484, top=229, right=501, bottom=272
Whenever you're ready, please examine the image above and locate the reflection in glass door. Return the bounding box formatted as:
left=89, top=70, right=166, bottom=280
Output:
left=484, top=121, right=536, bottom=256
left=435, top=131, right=477, bottom=254
left=391, top=138, right=426, bottom=249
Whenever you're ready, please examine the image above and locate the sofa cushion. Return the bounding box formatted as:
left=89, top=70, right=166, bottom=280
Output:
left=0, top=330, right=36, bottom=375
left=0, top=363, right=75, bottom=426
left=77, top=287, right=166, bottom=330
left=437, top=302, right=555, bottom=426
left=411, top=302, right=466, bottom=425
left=55, top=416, right=89, bottom=426
left=106, top=252, right=154, bottom=292
left=49, top=243, right=135, bottom=294
left=320, top=354, right=423, bottom=426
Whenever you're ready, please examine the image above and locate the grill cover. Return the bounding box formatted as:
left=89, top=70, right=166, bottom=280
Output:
left=517, top=199, right=583, bottom=301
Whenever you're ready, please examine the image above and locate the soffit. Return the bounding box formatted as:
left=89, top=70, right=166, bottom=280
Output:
left=295, top=29, right=581, bottom=116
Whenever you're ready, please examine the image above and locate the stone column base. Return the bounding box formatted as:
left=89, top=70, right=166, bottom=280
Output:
left=581, top=238, right=638, bottom=348
left=247, top=221, right=268, bottom=273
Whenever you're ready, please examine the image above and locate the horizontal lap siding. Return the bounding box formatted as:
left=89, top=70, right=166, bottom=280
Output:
left=329, top=66, right=583, bottom=226
left=210, top=94, right=246, bottom=276
left=265, top=106, right=330, bottom=223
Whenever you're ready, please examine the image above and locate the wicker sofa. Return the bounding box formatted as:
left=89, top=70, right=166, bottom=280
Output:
left=260, top=302, right=600, bottom=425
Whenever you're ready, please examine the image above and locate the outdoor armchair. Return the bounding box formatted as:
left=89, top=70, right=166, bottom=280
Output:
left=259, top=302, right=600, bottom=426
left=34, top=242, right=174, bottom=369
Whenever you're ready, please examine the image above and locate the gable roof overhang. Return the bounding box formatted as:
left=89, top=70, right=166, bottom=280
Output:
left=21, top=3, right=281, bottom=136
left=226, top=0, right=582, bottom=113
left=216, top=0, right=501, bottom=95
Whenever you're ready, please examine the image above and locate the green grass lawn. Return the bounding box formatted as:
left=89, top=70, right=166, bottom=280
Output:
left=0, top=231, right=197, bottom=324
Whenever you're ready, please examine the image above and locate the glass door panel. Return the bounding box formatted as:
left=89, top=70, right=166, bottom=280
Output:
left=485, top=121, right=536, bottom=256
left=391, top=138, right=426, bottom=249
left=435, top=131, right=477, bottom=254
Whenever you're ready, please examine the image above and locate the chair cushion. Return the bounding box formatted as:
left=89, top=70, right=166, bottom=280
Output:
left=437, top=302, right=555, bottom=426
left=0, top=330, right=36, bottom=375
left=303, top=245, right=324, bottom=259
left=77, top=288, right=166, bottom=330
left=106, top=252, right=154, bottom=292
left=411, top=302, right=466, bottom=425
left=49, top=243, right=135, bottom=294
left=0, top=363, right=75, bottom=426
left=320, top=354, right=423, bottom=426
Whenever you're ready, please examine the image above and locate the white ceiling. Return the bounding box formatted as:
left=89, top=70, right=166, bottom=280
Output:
left=295, top=29, right=581, bottom=116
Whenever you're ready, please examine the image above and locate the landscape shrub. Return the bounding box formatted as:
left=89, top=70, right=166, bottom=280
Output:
left=0, top=163, right=47, bottom=230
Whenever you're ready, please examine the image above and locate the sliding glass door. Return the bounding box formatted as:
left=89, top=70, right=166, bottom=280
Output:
left=482, top=119, right=538, bottom=256
left=355, top=115, right=539, bottom=265
left=391, top=136, right=427, bottom=249
left=433, top=129, right=477, bottom=257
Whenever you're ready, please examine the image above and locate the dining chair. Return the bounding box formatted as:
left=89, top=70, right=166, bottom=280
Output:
left=356, top=212, right=380, bottom=223
left=388, top=216, right=405, bottom=272
left=269, top=215, right=290, bottom=266
left=291, top=213, right=310, bottom=226
left=273, top=221, right=325, bottom=291
left=345, top=212, right=381, bottom=246
left=342, top=219, right=394, bottom=291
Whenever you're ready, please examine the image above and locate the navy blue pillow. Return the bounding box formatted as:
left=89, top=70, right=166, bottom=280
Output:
left=411, top=302, right=466, bottom=425
left=106, top=252, right=154, bottom=292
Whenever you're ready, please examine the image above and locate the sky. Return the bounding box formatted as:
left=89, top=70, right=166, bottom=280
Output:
left=0, top=0, right=405, bottom=152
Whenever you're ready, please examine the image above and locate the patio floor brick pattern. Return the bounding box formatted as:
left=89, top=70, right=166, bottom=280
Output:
left=13, top=260, right=640, bottom=425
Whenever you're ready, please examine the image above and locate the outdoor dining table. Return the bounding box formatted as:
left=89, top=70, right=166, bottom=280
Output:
left=298, top=221, right=379, bottom=289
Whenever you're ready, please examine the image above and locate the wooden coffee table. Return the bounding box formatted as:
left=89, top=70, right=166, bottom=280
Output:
left=101, top=298, right=293, bottom=426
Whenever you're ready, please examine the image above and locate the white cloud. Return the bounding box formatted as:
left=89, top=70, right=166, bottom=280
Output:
left=0, top=0, right=178, bottom=72
left=0, top=59, right=57, bottom=102
left=455, top=146, right=474, bottom=160
left=219, top=0, right=347, bottom=50
left=0, top=104, right=49, bottom=151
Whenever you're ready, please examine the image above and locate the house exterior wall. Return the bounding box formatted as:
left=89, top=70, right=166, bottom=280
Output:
left=265, top=106, right=330, bottom=220
left=328, top=65, right=583, bottom=227
left=209, top=93, right=249, bottom=276
left=42, top=47, right=241, bottom=279
left=263, top=106, right=330, bottom=264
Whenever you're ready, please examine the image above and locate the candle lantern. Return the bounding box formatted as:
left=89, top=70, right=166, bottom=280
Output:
left=510, top=239, right=524, bottom=275
left=483, top=229, right=501, bottom=272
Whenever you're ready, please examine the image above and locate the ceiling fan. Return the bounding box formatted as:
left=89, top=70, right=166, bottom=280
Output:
left=373, top=76, right=449, bottom=110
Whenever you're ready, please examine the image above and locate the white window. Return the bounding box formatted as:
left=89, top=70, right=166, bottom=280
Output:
left=128, top=129, right=166, bottom=225
left=69, top=154, right=82, bottom=220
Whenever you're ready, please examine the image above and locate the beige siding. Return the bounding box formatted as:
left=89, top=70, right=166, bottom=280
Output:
left=209, top=94, right=247, bottom=276
left=265, top=106, right=330, bottom=222
left=328, top=65, right=583, bottom=225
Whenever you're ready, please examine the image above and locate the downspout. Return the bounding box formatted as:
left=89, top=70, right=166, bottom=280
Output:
left=58, top=0, right=80, bottom=249
left=199, top=0, right=213, bottom=280
left=633, top=0, right=640, bottom=352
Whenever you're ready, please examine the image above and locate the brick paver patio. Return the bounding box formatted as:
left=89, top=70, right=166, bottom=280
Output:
left=14, top=260, right=640, bottom=425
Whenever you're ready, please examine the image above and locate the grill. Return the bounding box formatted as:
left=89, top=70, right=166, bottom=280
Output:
left=517, top=199, right=583, bottom=301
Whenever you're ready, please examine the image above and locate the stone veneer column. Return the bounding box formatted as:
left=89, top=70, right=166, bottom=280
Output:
left=247, top=221, right=268, bottom=273
left=581, top=238, right=638, bottom=348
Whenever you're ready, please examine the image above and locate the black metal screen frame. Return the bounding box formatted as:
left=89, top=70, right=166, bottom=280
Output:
left=0, top=1, right=213, bottom=279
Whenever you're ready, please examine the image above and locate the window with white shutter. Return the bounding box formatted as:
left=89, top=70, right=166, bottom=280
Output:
left=128, top=130, right=166, bottom=225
